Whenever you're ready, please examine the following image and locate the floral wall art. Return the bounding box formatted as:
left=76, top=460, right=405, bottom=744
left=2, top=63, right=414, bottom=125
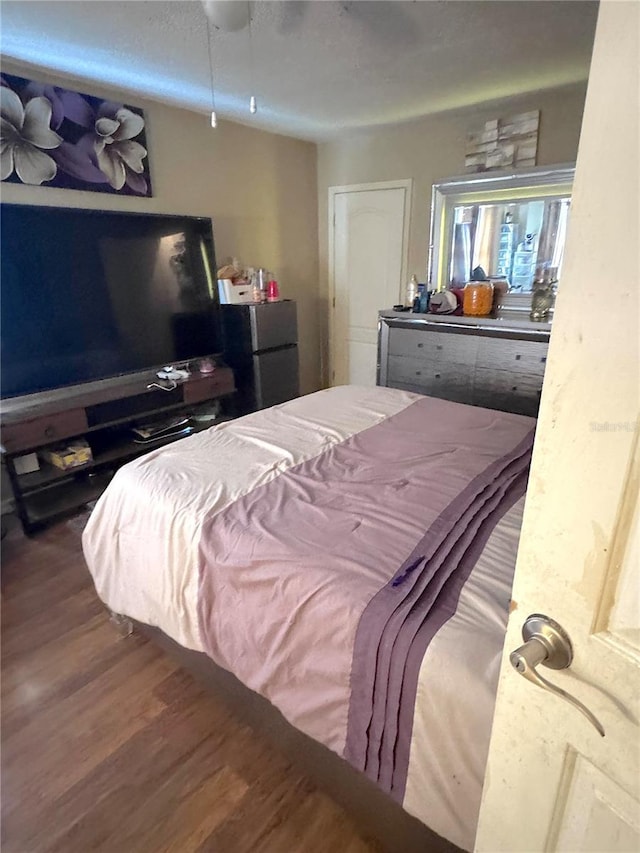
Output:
left=0, top=72, right=152, bottom=196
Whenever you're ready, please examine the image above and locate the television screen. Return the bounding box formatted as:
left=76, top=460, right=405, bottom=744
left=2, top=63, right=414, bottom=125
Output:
left=1, top=204, right=221, bottom=398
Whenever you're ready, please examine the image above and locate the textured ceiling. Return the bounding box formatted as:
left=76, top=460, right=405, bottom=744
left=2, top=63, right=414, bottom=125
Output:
left=0, top=1, right=599, bottom=141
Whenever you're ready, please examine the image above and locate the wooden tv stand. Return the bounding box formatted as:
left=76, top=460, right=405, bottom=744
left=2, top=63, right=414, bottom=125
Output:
left=0, top=364, right=235, bottom=534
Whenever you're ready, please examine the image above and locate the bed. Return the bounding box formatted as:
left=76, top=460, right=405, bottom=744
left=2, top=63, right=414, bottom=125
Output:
left=82, top=385, right=534, bottom=851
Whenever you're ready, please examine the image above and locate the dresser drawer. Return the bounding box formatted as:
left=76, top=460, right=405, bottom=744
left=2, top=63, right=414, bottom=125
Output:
left=476, top=336, right=548, bottom=376
left=182, top=367, right=235, bottom=404
left=427, top=331, right=479, bottom=366
left=387, top=356, right=474, bottom=403
left=1, top=408, right=88, bottom=454
left=387, top=355, right=433, bottom=388
left=388, top=327, right=478, bottom=365
left=387, top=327, right=429, bottom=358
left=473, top=368, right=543, bottom=416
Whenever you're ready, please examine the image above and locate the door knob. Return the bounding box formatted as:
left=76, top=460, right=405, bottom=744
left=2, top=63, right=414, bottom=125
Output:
left=510, top=614, right=605, bottom=737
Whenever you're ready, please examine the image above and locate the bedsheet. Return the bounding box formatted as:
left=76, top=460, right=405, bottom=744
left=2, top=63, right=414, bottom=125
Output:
left=83, top=385, right=532, bottom=850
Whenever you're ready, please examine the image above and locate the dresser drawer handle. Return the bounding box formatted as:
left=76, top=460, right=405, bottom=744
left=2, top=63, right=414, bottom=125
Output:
left=435, top=373, right=441, bottom=380
left=415, top=371, right=422, bottom=376
left=44, top=426, right=56, bottom=439
left=417, top=343, right=424, bottom=348
left=515, top=354, right=521, bottom=361
left=512, top=386, right=518, bottom=392
left=436, top=345, right=443, bottom=351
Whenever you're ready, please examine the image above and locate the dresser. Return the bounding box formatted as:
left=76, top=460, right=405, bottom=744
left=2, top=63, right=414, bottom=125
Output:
left=377, top=311, right=551, bottom=417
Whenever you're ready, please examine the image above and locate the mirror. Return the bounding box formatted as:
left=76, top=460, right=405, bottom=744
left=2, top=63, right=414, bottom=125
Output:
left=428, top=165, right=575, bottom=297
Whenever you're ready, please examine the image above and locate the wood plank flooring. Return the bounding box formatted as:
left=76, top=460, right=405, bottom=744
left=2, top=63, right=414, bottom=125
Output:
left=1, top=515, right=381, bottom=853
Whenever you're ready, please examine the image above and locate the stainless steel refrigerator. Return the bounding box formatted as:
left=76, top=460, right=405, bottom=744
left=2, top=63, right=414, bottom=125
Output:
left=221, top=301, right=299, bottom=414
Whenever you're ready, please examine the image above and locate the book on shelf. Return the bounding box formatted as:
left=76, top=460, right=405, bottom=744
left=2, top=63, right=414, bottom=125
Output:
left=132, top=426, right=193, bottom=444
left=130, top=416, right=190, bottom=440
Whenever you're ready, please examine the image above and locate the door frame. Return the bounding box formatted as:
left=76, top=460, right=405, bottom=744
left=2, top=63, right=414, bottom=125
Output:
left=328, top=179, right=413, bottom=386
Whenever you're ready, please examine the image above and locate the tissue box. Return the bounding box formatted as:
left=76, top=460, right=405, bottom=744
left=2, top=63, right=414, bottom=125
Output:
left=218, top=278, right=254, bottom=305
left=40, top=439, right=93, bottom=470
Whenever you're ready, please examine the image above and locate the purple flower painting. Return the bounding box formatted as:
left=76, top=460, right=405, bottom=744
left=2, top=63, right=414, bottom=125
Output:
left=0, top=73, right=152, bottom=196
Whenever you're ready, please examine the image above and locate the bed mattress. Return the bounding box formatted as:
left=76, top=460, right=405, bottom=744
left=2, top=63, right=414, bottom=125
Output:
left=83, top=385, right=533, bottom=850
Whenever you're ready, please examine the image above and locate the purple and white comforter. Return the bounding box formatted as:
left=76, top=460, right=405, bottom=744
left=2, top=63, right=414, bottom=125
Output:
left=83, top=385, right=533, bottom=850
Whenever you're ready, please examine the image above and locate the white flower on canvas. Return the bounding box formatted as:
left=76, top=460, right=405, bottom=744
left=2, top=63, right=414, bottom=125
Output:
left=94, top=107, right=147, bottom=191
left=0, top=88, right=62, bottom=185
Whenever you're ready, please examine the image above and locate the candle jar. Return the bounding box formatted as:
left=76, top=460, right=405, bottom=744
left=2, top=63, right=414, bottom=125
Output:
left=463, top=280, right=494, bottom=316
left=530, top=268, right=556, bottom=322
left=530, top=283, right=555, bottom=322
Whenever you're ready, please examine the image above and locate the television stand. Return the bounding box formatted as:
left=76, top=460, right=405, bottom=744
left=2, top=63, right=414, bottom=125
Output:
left=1, top=365, right=235, bottom=534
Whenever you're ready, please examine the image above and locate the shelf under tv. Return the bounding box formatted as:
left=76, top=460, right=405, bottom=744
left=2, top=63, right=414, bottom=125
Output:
left=1, top=365, right=236, bottom=534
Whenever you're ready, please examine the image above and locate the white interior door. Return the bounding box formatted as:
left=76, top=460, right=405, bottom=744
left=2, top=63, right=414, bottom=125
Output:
left=330, top=182, right=411, bottom=386
left=476, top=3, right=639, bottom=851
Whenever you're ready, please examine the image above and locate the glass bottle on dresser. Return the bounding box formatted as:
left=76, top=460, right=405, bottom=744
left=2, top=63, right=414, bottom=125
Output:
left=405, top=274, right=419, bottom=309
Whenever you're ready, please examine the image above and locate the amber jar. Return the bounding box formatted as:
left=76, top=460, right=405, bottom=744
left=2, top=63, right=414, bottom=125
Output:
left=463, top=280, right=494, bottom=316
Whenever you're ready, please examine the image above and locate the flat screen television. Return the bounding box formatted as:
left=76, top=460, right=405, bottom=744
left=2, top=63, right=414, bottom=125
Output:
left=1, top=204, right=221, bottom=399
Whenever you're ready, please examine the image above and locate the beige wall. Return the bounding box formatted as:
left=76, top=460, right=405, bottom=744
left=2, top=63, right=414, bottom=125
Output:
left=317, top=82, right=588, bottom=383
left=1, top=60, right=321, bottom=395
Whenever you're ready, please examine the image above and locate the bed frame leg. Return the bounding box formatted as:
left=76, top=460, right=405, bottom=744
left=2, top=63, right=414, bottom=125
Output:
left=109, top=611, right=134, bottom=638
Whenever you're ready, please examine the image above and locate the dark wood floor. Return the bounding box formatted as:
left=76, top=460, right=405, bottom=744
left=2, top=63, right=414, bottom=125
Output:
left=1, top=514, right=381, bottom=853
